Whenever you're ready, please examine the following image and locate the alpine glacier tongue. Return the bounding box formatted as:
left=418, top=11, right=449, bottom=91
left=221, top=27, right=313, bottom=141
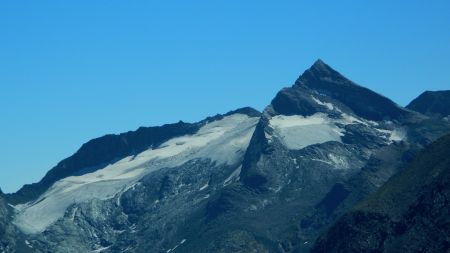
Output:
left=13, top=113, right=259, bottom=234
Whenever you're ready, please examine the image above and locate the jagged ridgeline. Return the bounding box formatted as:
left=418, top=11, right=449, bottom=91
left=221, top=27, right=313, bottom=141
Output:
left=1, top=60, right=449, bottom=253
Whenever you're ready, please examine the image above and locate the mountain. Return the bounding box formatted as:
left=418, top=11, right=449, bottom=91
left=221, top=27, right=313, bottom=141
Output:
left=271, top=59, right=412, bottom=121
left=6, top=107, right=260, bottom=205
left=406, top=90, right=450, bottom=118
left=10, top=108, right=261, bottom=252
left=2, top=60, right=449, bottom=253
left=312, top=133, right=450, bottom=253
left=173, top=60, right=448, bottom=252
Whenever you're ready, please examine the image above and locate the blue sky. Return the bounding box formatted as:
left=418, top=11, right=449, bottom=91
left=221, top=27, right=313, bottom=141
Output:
left=1, top=1, right=449, bottom=193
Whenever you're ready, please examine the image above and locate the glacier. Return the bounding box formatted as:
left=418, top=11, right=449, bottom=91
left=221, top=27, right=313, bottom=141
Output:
left=13, top=113, right=259, bottom=234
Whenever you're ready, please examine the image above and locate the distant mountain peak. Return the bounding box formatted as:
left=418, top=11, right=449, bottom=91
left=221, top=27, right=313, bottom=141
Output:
left=296, top=59, right=349, bottom=88
left=406, top=90, right=450, bottom=117
left=310, top=58, right=333, bottom=73
left=270, top=60, right=412, bottom=121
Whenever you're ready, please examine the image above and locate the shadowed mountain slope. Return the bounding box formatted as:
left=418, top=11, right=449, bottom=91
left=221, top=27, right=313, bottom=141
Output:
left=312, top=133, right=450, bottom=253
left=407, top=90, right=450, bottom=118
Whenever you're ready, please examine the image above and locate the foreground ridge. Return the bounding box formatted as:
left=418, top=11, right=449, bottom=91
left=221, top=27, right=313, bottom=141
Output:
left=312, top=133, right=450, bottom=253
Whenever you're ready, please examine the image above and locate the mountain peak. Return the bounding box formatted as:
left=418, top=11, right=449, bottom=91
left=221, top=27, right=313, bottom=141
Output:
left=310, top=59, right=331, bottom=72
left=304, top=59, right=337, bottom=78
left=270, top=60, right=411, bottom=121
left=296, top=59, right=346, bottom=87
left=406, top=90, right=450, bottom=117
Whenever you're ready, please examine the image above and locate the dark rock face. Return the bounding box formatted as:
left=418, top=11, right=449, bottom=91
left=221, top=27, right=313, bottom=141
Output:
left=0, top=193, right=14, bottom=252
left=271, top=60, right=413, bottom=121
left=312, top=134, right=450, bottom=253
left=406, top=90, right=450, bottom=118
left=0, top=193, right=34, bottom=253
left=28, top=160, right=247, bottom=253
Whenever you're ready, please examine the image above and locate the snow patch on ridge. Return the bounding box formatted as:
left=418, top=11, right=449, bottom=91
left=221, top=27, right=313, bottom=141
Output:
left=199, top=182, right=209, bottom=191
left=311, top=96, right=334, bottom=110
left=311, top=95, right=380, bottom=127
left=223, top=165, right=242, bottom=186
left=341, top=113, right=378, bottom=127
left=91, top=246, right=111, bottom=252
left=13, top=114, right=259, bottom=234
left=328, top=153, right=349, bottom=169
left=166, top=239, right=187, bottom=253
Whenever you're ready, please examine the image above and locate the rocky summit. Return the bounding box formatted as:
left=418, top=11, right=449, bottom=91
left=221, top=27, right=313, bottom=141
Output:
left=1, top=60, right=449, bottom=253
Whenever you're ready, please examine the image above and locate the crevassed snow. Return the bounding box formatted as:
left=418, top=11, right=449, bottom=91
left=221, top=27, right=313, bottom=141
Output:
left=13, top=114, right=258, bottom=234
left=269, top=113, right=345, bottom=150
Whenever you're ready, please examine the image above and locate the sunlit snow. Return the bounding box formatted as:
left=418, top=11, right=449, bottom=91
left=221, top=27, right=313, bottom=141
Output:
left=269, top=110, right=401, bottom=150
left=311, top=96, right=334, bottom=110
left=375, top=127, right=406, bottom=143
left=223, top=165, right=242, bottom=186
left=13, top=114, right=258, bottom=234
left=269, top=113, right=345, bottom=149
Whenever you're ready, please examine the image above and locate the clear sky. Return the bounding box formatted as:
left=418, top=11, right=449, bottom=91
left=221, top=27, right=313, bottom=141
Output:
left=1, top=1, right=449, bottom=193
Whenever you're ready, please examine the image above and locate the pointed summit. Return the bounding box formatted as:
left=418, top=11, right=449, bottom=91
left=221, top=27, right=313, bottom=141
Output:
left=310, top=59, right=331, bottom=72
left=304, top=59, right=335, bottom=77
left=296, top=59, right=348, bottom=87
left=270, top=59, right=412, bottom=121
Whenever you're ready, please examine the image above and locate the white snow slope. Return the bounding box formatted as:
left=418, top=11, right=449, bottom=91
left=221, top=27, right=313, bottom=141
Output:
left=269, top=111, right=405, bottom=150
left=269, top=113, right=345, bottom=150
left=13, top=113, right=259, bottom=234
